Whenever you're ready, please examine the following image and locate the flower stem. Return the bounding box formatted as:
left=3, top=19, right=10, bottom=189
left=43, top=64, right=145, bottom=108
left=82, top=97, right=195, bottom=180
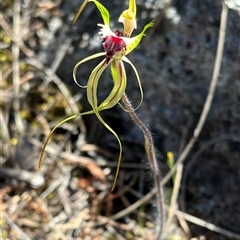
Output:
left=121, top=93, right=165, bottom=239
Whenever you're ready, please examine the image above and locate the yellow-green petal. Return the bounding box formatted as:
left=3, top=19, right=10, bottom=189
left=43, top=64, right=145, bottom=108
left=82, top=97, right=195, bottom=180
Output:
left=89, top=0, right=110, bottom=27
left=124, top=20, right=154, bottom=55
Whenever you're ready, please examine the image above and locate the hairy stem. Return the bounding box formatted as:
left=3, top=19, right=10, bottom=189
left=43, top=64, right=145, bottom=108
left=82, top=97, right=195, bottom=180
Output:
left=121, top=93, right=165, bottom=239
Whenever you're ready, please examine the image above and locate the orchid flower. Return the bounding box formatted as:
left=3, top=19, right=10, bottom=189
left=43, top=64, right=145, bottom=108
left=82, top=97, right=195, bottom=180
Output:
left=39, top=0, right=154, bottom=190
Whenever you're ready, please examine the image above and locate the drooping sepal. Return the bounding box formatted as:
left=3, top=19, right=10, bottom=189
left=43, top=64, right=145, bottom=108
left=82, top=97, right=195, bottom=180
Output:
left=87, top=58, right=110, bottom=109
left=86, top=58, right=126, bottom=191
left=73, top=52, right=106, bottom=88
left=99, top=60, right=127, bottom=110
left=38, top=115, right=78, bottom=168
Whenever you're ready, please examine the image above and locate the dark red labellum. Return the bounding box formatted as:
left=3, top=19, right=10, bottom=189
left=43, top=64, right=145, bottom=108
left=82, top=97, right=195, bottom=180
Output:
left=102, top=35, right=126, bottom=63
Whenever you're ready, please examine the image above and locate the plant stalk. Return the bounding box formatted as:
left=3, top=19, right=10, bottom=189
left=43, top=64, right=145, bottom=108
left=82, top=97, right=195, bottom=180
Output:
left=121, top=93, right=165, bottom=239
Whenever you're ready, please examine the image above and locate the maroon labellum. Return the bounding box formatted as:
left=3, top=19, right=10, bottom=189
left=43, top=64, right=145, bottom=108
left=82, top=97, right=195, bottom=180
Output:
left=102, top=35, right=126, bottom=63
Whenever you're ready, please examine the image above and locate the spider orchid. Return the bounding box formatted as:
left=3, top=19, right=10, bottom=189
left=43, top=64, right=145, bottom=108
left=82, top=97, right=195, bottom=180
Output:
left=39, top=0, right=154, bottom=190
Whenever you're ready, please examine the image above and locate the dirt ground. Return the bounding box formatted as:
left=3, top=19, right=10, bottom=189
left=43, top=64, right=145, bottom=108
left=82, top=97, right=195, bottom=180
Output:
left=1, top=0, right=240, bottom=239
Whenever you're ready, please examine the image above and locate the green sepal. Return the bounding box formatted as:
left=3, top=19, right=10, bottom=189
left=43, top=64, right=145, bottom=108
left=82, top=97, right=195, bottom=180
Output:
left=87, top=58, right=110, bottom=109
left=89, top=0, right=110, bottom=27
left=99, top=60, right=127, bottom=110
left=87, top=58, right=126, bottom=191
left=124, top=20, right=154, bottom=55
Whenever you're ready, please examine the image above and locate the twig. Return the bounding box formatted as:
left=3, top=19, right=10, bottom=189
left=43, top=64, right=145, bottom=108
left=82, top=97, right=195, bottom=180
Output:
left=80, top=143, right=114, bottom=158
left=0, top=167, right=44, bottom=188
left=111, top=173, right=138, bottom=200
left=0, top=109, right=11, bottom=159
left=166, top=163, right=183, bottom=229
left=12, top=0, right=25, bottom=134
left=96, top=158, right=148, bottom=169
left=57, top=166, right=72, bottom=215
left=3, top=212, right=32, bottom=240
left=50, top=37, right=74, bottom=73
left=0, top=13, right=34, bottom=57
left=166, top=162, right=192, bottom=237
left=40, top=178, right=62, bottom=200
left=121, top=93, right=165, bottom=240
left=30, top=138, right=106, bottom=181
left=175, top=210, right=240, bottom=240
left=105, top=225, right=125, bottom=240
left=33, top=194, right=68, bottom=240
left=117, top=172, right=138, bottom=208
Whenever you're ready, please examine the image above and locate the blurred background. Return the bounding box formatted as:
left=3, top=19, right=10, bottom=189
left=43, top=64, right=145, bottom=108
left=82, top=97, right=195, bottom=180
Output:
left=1, top=0, right=240, bottom=239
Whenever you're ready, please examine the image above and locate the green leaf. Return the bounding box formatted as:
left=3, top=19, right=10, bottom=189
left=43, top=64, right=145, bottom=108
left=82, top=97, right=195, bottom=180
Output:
left=89, top=0, right=110, bottom=27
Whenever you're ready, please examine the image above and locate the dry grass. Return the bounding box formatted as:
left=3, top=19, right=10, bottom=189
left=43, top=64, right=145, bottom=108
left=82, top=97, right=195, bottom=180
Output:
left=1, top=1, right=240, bottom=240
left=0, top=1, right=160, bottom=239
